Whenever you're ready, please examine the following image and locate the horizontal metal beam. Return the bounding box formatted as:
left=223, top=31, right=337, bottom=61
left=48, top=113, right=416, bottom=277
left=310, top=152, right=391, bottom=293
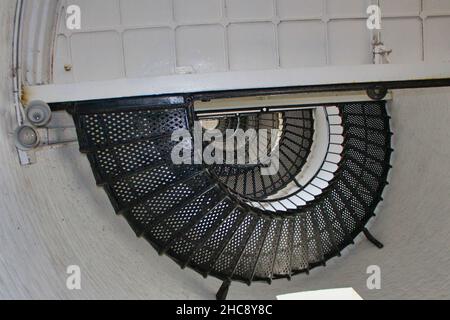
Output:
left=22, top=63, right=450, bottom=105
left=194, top=91, right=392, bottom=114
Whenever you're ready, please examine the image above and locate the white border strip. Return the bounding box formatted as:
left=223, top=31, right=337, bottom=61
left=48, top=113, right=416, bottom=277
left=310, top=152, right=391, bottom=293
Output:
left=277, top=288, right=363, bottom=300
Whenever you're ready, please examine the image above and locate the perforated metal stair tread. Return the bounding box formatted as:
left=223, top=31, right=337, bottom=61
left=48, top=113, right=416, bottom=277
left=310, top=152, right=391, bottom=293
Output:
left=70, top=96, right=392, bottom=287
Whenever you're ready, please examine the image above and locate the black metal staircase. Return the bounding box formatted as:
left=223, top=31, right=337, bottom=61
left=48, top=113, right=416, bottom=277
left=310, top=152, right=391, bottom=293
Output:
left=70, top=96, right=392, bottom=299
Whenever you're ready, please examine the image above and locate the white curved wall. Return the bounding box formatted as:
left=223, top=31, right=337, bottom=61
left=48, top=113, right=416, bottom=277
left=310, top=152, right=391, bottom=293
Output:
left=1, top=0, right=450, bottom=299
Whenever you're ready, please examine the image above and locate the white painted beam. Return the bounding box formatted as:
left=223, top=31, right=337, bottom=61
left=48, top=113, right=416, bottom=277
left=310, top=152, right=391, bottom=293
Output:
left=23, top=63, right=450, bottom=104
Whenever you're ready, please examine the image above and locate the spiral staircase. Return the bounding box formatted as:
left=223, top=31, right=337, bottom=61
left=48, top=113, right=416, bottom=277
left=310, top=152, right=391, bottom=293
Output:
left=69, top=96, right=392, bottom=300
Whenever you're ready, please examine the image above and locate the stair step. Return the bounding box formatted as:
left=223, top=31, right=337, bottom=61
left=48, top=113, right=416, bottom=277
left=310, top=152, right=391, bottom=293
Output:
left=74, top=107, right=189, bottom=151
left=233, top=218, right=271, bottom=284
left=189, top=208, right=245, bottom=275
left=212, top=214, right=259, bottom=279
left=121, top=173, right=210, bottom=233
left=159, top=193, right=228, bottom=255
left=252, top=219, right=282, bottom=282
left=109, top=167, right=204, bottom=213
left=290, top=215, right=310, bottom=273
left=177, top=201, right=237, bottom=269
left=272, top=218, right=294, bottom=278
left=143, top=184, right=220, bottom=240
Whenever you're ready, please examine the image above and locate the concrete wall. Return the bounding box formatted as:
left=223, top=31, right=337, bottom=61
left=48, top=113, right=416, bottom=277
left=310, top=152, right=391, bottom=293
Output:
left=1, top=0, right=449, bottom=299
